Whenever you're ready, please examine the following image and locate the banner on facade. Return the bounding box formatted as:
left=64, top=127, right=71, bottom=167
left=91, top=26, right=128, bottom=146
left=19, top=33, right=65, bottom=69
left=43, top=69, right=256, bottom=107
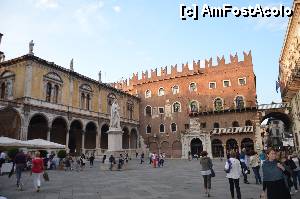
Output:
left=211, top=126, right=253, bottom=135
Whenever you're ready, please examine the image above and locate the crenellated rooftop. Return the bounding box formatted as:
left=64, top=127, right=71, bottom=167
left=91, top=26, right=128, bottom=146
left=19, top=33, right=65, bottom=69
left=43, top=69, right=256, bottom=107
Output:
left=113, top=51, right=252, bottom=91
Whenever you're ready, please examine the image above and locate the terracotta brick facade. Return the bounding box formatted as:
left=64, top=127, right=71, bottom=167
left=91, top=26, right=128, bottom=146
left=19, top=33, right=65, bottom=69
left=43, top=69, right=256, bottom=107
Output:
left=116, top=51, right=257, bottom=157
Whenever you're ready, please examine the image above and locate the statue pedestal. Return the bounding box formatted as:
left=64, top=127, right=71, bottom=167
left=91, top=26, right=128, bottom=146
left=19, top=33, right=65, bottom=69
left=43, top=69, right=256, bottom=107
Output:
left=107, top=128, right=123, bottom=152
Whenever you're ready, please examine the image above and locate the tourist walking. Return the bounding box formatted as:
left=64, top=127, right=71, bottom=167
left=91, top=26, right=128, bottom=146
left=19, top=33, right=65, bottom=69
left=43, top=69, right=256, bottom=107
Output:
left=14, top=149, right=27, bottom=190
left=109, top=155, right=115, bottom=170
left=80, top=154, right=86, bottom=171
left=249, top=151, right=262, bottom=184
left=200, top=151, right=213, bottom=197
left=102, top=155, right=106, bottom=164
left=31, top=151, right=44, bottom=192
left=291, top=152, right=300, bottom=193
left=261, top=148, right=291, bottom=199
left=159, top=153, right=165, bottom=167
left=0, top=151, right=6, bottom=174
left=259, top=150, right=266, bottom=167
left=149, top=152, right=152, bottom=164
left=140, top=152, right=144, bottom=164
left=225, top=151, right=242, bottom=199
left=239, top=148, right=250, bottom=184
left=89, top=153, right=95, bottom=167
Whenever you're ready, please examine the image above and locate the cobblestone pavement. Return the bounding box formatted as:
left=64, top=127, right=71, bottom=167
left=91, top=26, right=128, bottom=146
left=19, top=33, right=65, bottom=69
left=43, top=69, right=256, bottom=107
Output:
left=0, top=159, right=299, bottom=199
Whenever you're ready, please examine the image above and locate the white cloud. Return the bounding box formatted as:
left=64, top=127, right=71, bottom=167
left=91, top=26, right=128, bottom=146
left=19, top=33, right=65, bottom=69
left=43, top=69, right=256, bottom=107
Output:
left=113, top=6, right=121, bottom=13
left=248, top=3, right=289, bottom=32
left=73, top=1, right=107, bottom=34
left=35, top=0, right=59, bottom=8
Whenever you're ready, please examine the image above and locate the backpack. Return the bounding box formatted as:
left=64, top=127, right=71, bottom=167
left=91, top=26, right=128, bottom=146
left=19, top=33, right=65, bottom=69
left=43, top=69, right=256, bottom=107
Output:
left=225, top=159, right=232, bottom=173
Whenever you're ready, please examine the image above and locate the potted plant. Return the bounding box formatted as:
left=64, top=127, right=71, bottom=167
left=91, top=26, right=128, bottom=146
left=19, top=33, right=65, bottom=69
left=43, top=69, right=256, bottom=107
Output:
left=57, top=150, right=67, bottom=170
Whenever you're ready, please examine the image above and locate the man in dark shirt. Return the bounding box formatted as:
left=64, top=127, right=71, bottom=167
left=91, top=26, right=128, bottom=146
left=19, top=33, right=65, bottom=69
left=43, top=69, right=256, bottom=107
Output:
left=14, top=149, right=27, bottom=189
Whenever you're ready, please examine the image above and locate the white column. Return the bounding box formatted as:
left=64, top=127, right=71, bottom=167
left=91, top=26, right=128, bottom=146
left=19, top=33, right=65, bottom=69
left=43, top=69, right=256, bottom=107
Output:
left=96, top=130, right=100, bottom=148
left=66, top=130, right=70, bottom=152
left=47, top=127, right=51, bottom=141
left=82, top=131, right=85, bottom=154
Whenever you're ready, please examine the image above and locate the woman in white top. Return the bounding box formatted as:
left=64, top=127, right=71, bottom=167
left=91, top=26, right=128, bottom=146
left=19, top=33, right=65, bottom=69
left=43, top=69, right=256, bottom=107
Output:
left=225, top=151, right=242, bottom=199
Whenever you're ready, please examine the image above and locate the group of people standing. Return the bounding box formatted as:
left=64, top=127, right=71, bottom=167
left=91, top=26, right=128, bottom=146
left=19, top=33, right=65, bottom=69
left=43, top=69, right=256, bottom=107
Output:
left=199, top=147, right=300, bottom=199
left=149, top=152, right=166, bottom=168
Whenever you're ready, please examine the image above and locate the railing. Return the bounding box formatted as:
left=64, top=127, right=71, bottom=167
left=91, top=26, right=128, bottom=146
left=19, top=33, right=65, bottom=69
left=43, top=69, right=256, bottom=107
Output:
left=257, top=102, right=290, bottom=110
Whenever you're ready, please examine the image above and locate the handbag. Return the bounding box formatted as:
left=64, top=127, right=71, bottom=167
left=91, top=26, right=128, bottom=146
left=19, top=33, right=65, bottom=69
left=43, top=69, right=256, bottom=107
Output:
left=43, top=172, right=49, bottom=181
left=210, top=168, right=215, bottom=177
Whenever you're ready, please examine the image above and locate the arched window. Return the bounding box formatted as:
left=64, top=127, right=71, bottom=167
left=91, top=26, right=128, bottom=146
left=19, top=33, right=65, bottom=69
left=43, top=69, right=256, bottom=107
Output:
left=190, top=101, right=198, bottom=112
left=235, top=96, right=245, bottom=109
left=86, top=94, right=91, bottom=110
left=232, top=121, right=239, bottom=127
left=145, top=106, right=152, bottom=116
left=214, top=98, right=223, bottom=111
left=127, top=101, right=134, bottom=120
left=46, top=83, right=52, bottom=102
left=173, top=102, right=181, bottom=112
left=0, top=82, right=5, bottom=99
left=171, top=123, right=177, bottom=132
left=189, top=82, right=197, bottom=92
left=145, top=89, right=151, bottom=98
left=53, top=85, right=59, bottom=103
left=172, top=85, right=179, bottom=94
left=81, top=93, right=85, bottom=109
left=213, top=122, right=220, bottom=128
left=146, top=125, right=151, bottom=134
left=245, top=120, right=252, bottom=126
left=160, top=124, right=165, bottom=133
left=158, top=87, right=165, bottom=96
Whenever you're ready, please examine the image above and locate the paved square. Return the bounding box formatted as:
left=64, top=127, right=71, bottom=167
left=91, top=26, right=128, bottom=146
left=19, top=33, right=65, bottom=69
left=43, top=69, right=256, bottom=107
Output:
left=0, top=159, right=299, bottom=199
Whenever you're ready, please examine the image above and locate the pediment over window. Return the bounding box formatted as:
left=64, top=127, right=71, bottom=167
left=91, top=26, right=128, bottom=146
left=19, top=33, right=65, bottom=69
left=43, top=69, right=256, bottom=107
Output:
left=0, top=71, right=15, bottom=78
left=44, top=72, right=63, bottom=84
left=80, top=84, right=93, bottom=92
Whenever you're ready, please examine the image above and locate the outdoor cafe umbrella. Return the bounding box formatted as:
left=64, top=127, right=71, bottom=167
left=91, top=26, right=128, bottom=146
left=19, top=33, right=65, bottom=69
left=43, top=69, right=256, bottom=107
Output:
left=0, top=136, right=31, bottom=147
left=25, top=139, right=65, bottom=149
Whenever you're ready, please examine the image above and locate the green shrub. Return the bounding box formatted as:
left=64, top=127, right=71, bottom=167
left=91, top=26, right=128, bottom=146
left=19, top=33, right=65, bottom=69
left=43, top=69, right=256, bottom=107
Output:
left=39, top=150, right=48, bottom=158
left=57, top=150, right=67, bottom=159
left=7, top=148, right=19, bottom=160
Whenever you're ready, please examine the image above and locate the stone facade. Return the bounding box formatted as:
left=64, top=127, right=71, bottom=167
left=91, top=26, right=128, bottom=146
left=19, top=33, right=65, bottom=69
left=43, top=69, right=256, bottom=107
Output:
left=0, top=54, right=140, bottom=156
left=279, top=0, right=300, bottom=150
left=115, top=51, right=258, bottom=158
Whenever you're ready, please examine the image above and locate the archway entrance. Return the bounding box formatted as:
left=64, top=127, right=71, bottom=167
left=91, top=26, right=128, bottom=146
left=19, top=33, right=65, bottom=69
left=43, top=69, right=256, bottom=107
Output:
left=50, top=117, right=67, bottom=145
left=161, top=141, right=170, bottom=157
left=122, top=127, right=129, bottom=149
left=226, top=139, right=238, bottom=151
left=68, top=120, right=83, bottom=154
left=211, top=139, right=224, bottom=157
left=241, top=138, right=254, bottom=151
left=0, top=107, right=21, bottom=139
left=190, top=138, right=203, bottom=156
left=28, top=114, right=48, bottom=140
left=172, top=141, right=182, bottom=158
left=100, top=124, right=109, bottom=149
left=149, top=142, right=158, bottom=154
left=85, top=122, right=97, bottom=149
left=130, top=128, right=138, bottom=149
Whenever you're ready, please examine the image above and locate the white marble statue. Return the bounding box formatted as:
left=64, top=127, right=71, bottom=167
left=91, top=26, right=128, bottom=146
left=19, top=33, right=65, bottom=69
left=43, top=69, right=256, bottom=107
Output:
left=110, top=99, right=121, bottom=129
left=29, top=40, right=34, bottom=55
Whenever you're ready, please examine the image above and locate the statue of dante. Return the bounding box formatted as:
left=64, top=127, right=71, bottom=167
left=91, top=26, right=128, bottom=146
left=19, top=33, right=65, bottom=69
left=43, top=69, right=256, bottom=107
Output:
left=110, top=99, right=121, bottom=129
left=29, top=40, right=34, bottom=55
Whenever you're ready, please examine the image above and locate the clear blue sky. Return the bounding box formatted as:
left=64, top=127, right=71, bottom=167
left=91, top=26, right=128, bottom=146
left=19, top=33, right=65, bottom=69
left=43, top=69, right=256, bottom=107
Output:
left=0, top=0, right=293, bottom=104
